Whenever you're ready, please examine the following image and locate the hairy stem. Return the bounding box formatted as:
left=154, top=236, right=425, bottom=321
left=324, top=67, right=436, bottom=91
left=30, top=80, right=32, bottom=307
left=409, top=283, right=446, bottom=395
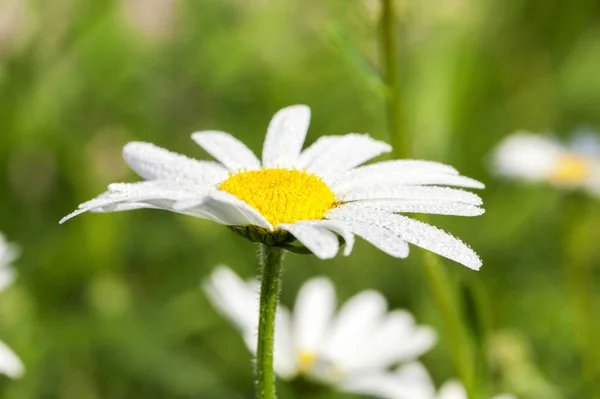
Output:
left=256, top=245, right=285, bottom=399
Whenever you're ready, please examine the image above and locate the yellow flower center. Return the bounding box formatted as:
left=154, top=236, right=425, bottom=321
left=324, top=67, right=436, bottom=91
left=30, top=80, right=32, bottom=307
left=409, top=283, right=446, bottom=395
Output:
left=548, top=154, right=591, bottom=184
left=298, top=351, right=316, bottom=371
left=218, top=168, right=336, bottom=227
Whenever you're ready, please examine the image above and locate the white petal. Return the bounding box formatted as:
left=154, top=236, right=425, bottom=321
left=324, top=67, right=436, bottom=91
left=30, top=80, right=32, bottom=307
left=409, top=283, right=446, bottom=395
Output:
left=288, top=220, right=354, bottom=256
left=0, top=340, right=24, bottom=378
left=333, top=172, right=484, bottom=193
left=570, top=130, right=600, bottom=157
left=292, top=277, right=336, bottom=355
left=328, top=205, right=482, bottom=269
left=338, top=185, right=483, bottom=205
left=348, top=199, right=485, bottom=217
left=60, top=200, right=164, bottom=224
left=438, top=380, right=467, bottom=399
left=341, top=362, right=434, bottom=399
left=321, top=290, right=388, bottom=369
left=0, top=236, right=19, bottom=266
left=122, top=141, right=229, bottom=183
left=262, top=105, right=311, bottom=168
left=330, top=159, right=459, bottom=186
left=393, top=361, right=436, bottom=393
left=356, top=310, right=437, bottom=369
left=273, top=308, right=299, bottom=379
left=192, top=131, right=261, bottom=172
left=332, top=219, right=409, bottom=258
left=174, top=191, right=273, bottom=229
left=297, top=134, right=392, bottom=179
left=0, top=267, right=16, bottom=293
left=278, top=222, right=340, bottom=259
left=492, top=133, right=562, bottom=181
left=60, top=180, right=202, bottom=224
left=202, top=266, right=258, bottom=334
left=107, top=180, right=206, bottom=197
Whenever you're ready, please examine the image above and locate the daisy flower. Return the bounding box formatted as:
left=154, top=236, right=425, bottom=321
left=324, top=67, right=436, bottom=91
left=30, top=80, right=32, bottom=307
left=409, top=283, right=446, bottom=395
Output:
left=492, top=131, right=600, bottom=194
left=204, top=266, right=437, bottom=394
left=61, top=105, right=484, bottom=269
left=344, top=361, right=516, bottom=399
left=0, top=233, right=25, bottom=379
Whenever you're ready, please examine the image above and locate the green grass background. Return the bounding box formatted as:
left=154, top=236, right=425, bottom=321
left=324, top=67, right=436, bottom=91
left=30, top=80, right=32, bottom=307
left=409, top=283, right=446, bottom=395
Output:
left=1, top=0, right=599, bottom=398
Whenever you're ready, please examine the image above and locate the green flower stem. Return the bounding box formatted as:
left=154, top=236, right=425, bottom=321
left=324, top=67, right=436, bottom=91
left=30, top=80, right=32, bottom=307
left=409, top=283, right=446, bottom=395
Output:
left=379, top=2, right=475, bottom=397
left=561, top=194, right=600, bottom=395
left=256, top=244, right=285, bottom=399
left=422, top=252, right=476, bottom=398
left=380, top=0, right=409, bottom=159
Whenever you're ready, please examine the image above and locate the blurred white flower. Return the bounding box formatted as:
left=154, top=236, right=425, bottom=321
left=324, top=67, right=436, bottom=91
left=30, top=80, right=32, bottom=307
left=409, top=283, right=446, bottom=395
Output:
left=62, top=105, right=484, bottom=269
left=204, top=266, right=436, bottom=395
left=492, top=131, right=600, bottom=194
left=343, top=361, right=516, bottom=399
left=0, top=232, right=24, bottom=379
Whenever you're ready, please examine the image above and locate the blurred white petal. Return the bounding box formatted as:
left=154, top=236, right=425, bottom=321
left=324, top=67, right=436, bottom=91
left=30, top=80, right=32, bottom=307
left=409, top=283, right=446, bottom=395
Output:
left=0, top=234, right=20, bottom=266
left=438, top=380, right=468, bottom=399
left=356, top=310, right=437, bottom=369
left=0, top=340, right=24, bottom=379
left=321, top=291, right=388, bottom=370
left=274, top=308, right=299, bottom=378
left=293, top=277, right=336, bottom=355
left=0, top=267, right=16, bottom=293
left=203, top=266, right=258, bottom=334
left=204, top=267, right=297, bottom=378
left=340, top=362, right=434, bottom=399
left=569, top=130, right=600, bottom=157
left=492, top=133, right=562, bottom=181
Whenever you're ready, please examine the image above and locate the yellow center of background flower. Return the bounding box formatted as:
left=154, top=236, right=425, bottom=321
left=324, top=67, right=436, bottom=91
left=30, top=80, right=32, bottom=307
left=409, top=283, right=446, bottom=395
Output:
left=298, top=352, right=316, bottom=371
left=548, top=154, right=591, bottom=184
left=219, top=168, right=336, bottom=227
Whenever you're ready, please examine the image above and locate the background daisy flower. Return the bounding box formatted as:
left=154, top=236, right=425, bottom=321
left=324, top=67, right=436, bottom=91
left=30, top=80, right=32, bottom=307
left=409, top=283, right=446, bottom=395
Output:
left=491, top=131, right=600, bottom=194
left=0, top=233, right=24, bottom=379
left=61, top=105, right=484, bottom=269
left=204, top=266, right=437, bottom=395
left=344, top=361, right=516, bottom=399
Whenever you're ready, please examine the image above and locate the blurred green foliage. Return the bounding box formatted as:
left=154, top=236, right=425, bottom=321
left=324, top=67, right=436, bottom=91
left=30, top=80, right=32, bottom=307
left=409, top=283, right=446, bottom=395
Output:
left=1, top=0, right=599, bottom=398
